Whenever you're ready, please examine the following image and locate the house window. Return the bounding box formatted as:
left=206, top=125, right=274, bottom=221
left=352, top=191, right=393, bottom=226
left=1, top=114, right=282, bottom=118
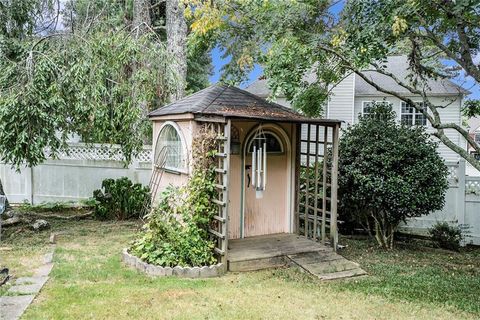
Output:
left=400, top=102, right=427, bottom=126
left=362, top=102, right=375, bottom=116
left=362, top=101, right=393, bottom=117
left=155, top=122, right=186, bottom=172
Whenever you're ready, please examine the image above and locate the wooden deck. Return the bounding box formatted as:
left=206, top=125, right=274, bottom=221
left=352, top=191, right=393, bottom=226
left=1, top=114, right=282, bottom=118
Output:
left=227, top=233, right=366, bottom=280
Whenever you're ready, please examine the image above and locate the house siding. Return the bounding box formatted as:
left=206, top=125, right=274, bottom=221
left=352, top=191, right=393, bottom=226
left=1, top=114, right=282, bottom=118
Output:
left=326, top=73, right=355, bottom=128
left=353, top=95, right=464, bottom=162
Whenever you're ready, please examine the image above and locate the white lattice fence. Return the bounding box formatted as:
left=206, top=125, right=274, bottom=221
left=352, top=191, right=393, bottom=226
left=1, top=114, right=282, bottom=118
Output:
left=48, top=143, right=152, bottom=162
left=466, top=178, right=480, bottom=195
left=1, top=143, right=152, bottom=204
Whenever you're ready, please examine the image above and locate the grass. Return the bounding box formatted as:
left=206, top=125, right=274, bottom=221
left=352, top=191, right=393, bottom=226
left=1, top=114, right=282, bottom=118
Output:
left=1, top=219, right=479, bottom=319
left=337, top=236, right=480, bottom=315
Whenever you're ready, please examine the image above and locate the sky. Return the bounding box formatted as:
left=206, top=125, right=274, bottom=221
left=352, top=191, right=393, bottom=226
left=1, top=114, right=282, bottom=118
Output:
left=208, top=1, right=479, bottom=100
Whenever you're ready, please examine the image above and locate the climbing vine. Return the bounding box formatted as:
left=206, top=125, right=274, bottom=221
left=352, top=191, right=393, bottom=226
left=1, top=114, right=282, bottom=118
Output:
left=130, top=127, right=219, bottom=267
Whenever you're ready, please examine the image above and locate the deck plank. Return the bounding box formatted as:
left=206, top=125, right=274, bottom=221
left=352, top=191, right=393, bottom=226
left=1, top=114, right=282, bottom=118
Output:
left=228, top=233, right=366, bottom=280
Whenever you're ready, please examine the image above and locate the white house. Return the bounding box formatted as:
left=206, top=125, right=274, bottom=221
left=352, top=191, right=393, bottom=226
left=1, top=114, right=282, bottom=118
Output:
left=246, top=55, right=475, bottom=171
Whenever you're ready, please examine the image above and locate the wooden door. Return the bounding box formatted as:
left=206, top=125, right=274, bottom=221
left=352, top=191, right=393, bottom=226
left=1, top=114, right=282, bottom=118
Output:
left=243, top=152, right=288, bottom=237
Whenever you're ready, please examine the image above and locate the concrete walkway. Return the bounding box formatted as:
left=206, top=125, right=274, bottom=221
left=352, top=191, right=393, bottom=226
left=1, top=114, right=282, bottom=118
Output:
left=0, top=250, right=54, bottom=320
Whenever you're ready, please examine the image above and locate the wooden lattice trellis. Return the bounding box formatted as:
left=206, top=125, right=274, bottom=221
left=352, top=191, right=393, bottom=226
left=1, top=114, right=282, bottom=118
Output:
left=199, top=119, right=231, bottom=266
left=295, top=122, right=340, bottom=250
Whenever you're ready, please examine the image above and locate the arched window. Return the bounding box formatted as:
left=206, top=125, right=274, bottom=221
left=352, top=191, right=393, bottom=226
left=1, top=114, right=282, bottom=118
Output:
left=247, top=131, right=284, bottom=154
left=155, top=122, right=186, bottom=172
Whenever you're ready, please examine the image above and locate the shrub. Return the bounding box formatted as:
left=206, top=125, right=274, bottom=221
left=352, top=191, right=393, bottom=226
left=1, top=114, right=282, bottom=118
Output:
left=93, top=177, right=150, bottom=220
left=339, top=103, right=449, bottom=249
left=429, top=222, right=462, bottom=251
left=130, top=128, right=218, bottom=267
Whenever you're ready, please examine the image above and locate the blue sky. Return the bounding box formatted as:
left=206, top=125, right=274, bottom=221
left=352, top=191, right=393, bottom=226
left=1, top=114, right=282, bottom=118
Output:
left=208, top=1, right=479, bottom=99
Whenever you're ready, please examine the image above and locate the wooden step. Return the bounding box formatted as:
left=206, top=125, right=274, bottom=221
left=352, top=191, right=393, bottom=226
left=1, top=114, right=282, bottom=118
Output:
left=228, top=256, right=288, bottom=272
left=317, top=268, right=367, bottom=280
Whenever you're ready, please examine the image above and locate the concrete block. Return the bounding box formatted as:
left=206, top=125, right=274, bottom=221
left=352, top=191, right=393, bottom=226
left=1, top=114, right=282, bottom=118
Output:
left=173, top=266, right=185, bottom=277
left=163, top=267, right=173, bottom=276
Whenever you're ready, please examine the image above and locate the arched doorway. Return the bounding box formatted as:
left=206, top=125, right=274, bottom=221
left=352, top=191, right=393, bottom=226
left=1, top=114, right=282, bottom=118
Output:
left=241, top=124, right=292, bottom=238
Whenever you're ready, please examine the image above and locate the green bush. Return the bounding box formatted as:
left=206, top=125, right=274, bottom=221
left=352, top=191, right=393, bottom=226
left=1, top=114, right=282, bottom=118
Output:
left=429, top=222, right=462, bottom=251
left=130, top=128, right=218, bottom=267
left=93, top=177, right=150, bottom=220
left=339, top=103, right=449, bottom=249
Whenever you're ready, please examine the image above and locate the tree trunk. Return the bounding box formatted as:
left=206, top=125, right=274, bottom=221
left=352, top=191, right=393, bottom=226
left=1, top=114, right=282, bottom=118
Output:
left=0, top=179, right=9, bottom=210
left=166, top=0, right=187, bottom=101
left=133, top=0, right=151, bottom=35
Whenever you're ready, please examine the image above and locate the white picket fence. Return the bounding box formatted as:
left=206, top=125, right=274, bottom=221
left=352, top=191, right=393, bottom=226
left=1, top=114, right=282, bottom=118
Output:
left=0, top=143, right=152, bottom=204
left=399, top=160, right=480, bottom=245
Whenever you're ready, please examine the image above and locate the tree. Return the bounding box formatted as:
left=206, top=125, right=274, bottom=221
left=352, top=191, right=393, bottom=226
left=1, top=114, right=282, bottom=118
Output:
left=188, top=0, right=480, bottom=171
left=166, top=0, right=187, bottom=100
left=338, top=103, right=449, bottom=249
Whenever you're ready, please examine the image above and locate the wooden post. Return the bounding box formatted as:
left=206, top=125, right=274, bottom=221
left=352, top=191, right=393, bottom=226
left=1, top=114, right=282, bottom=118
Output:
left=330, top=124, right=340, bottom=251
left=304, top=124, right=311, bottom=238
left=321, top=126, right=328, bottom=243
left=312, top=124, right=320, bottom=241
left=295, top=124, right=301, bottom=234
left=222, top=120, right=231, bottom=264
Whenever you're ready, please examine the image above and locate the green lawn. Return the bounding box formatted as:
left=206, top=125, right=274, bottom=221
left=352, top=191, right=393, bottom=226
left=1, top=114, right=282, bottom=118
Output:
left=1, top=219, right=479, bottom=319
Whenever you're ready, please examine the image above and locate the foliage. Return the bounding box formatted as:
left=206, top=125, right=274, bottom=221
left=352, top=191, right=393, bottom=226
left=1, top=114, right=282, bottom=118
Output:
left=188, top=0, right=480, bottom=171
left=63, top=0, right=212, bottom=96
left=338, top=103, right=449, bottom=249
left=429, top=222, right=463, bottom=251
left=93, top=177, right=150, bottom=220
left=0, top=27, right=176, bottom=168
left=130, top=128, right=218, bottom=267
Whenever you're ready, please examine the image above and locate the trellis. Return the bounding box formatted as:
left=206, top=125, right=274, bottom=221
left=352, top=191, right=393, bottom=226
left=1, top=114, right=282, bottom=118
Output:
left=199, top=119, right=231, bottom=266
left=296, top=122, right=340, bottom=250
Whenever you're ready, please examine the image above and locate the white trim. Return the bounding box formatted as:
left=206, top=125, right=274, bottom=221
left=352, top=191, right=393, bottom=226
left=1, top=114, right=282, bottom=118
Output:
left=351, top=73, right=355, bottom=125
left=240, top=123, right=292, bottom=238
left=400, top=101, right=429, bottom=127
left=155, top=121, right=189, bottom=174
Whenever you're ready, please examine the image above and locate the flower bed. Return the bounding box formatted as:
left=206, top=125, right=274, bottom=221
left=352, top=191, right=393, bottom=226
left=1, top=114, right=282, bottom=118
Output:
left=122, top=248, right=225, bottom=278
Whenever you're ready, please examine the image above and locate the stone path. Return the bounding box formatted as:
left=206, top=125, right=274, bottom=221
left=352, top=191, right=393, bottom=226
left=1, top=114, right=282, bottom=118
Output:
left=0, top=250, right=54, bottom=320
left=288, top=251, right=367, bottom=280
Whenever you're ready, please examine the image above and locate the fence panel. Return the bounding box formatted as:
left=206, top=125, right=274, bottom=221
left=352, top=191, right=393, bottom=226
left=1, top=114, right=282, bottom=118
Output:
left=1, top=143, right=152, bottom=205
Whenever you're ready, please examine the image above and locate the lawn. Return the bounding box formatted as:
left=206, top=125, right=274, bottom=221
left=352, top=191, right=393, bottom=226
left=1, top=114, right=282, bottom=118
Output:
left=1, top=218, right=479, bottom=319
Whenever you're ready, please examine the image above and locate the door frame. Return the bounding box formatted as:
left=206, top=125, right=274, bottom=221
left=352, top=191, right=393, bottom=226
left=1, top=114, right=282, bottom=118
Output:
left=239, top=123, right=293, bottom=238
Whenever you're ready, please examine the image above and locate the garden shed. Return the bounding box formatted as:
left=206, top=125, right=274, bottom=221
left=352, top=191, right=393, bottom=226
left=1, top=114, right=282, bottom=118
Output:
left=149, top=84, right=342, bottom=270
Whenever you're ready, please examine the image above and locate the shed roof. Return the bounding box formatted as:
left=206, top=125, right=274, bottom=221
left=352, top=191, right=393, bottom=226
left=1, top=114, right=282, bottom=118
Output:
left=149, top=84, right=341, bottom=124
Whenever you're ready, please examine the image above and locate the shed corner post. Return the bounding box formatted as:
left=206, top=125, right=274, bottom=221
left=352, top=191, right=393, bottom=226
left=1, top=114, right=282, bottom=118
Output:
left=222, top=119, right=232, bottom=269
left=294, top=123, right=301, bottom=235
left=330, top=123, right=340, bottom=251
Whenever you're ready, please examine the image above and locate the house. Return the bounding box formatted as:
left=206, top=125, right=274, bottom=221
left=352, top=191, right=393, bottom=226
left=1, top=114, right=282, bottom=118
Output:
left=246, top=55, right=473, bottom=170
left=467, top=117, right=480, bottom=176
left=148, top=84, right=349, bottom=271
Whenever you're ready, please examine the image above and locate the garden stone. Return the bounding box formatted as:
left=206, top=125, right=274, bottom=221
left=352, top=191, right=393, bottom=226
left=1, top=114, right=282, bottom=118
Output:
left=146, top=264, right=165, bottom=277
left=31, top=219, right=50, bottom=231
left=187, top=266, right=201, bottom=278
left=135, top=259, right=147, bottom=272
left=163, top=267, right=173, bottom=276
left=173, top=266, right=185, bottom=277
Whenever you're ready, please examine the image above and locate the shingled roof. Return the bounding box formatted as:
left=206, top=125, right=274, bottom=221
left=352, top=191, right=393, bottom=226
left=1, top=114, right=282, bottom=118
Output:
left=149, top=84, right=340, bottom=124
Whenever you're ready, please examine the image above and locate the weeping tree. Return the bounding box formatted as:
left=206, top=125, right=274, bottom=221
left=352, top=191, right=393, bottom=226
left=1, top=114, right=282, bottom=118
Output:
left=0, top=22, right=178, bottom=208
left=338, top=103, right=449, bottom=249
